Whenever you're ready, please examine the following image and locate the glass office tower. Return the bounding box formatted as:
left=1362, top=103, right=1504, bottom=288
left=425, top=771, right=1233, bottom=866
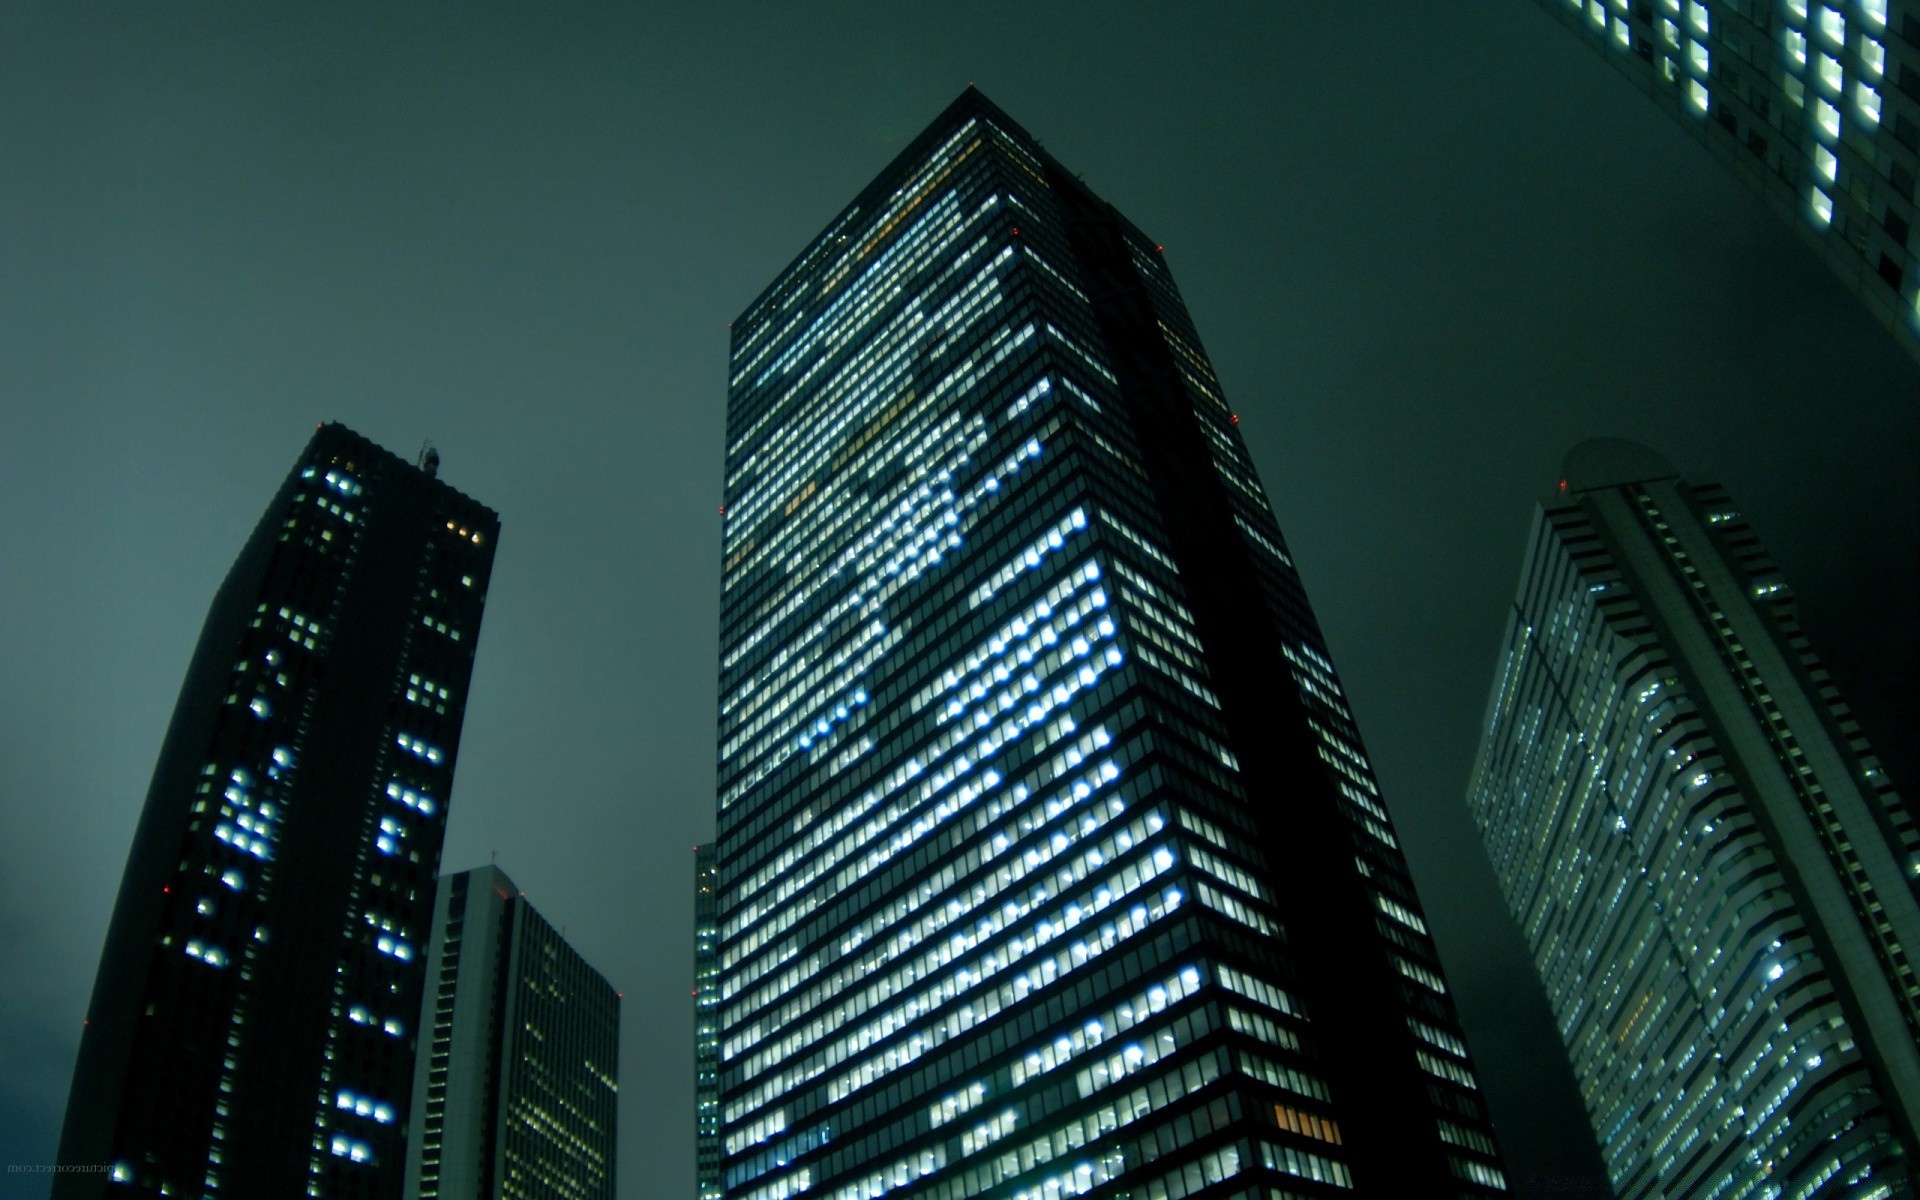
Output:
left=404, top=865, right=620, bottom=1200
left=713, top=88, right=1508, bottom=1200
left=1529, top=0, right=1920, bottom=360
left=1467, top=439, right=1920, bottom=1198
left=57, top=423, right=499, bottom=1200
left=697, top=843, right=725, bottom=1200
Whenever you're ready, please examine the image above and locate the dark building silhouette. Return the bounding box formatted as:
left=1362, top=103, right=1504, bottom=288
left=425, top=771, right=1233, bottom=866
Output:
left=1467, top=439, right=1920, bottom=1197
left=1529, top=0, right=1920, bottom=361
left=712, top=88, right=1508, bottom=1199
left=403, top=865, right=619, bottom=1200
left=694, top=843, right=722, bottom=1200
left=57, top=423, right=498, bottom=1199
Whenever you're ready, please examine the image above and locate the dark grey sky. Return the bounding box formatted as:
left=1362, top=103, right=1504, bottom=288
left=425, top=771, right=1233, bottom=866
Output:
left=2, top=3, right=1913, bottom=1198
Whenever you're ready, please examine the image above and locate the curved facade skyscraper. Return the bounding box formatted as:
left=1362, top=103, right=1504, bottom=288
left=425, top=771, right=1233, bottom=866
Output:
left=712, top=89, right=1508, bottom=1199
left=58, top=423, right=499, bottom=1200
left=1467, top=439, right=1920, bottom=1197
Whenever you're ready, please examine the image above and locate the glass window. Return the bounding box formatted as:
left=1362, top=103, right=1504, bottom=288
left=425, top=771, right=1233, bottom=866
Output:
left=1811, top=187, right=1835, bottom=226
left=1855, top=82, right=1881, bottom=125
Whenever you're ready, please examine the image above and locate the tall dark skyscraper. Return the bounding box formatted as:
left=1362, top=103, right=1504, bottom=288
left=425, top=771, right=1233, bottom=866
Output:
left=712, top=88, right=1508, bottom=1199
left=57, top=423, right=499, bottom=1200
left=695, top=843, right=723, bottom=1200
left=1467, top=439, right=1920, bottom=1198
left=403, top=864, right=620, bottom=1200
left=1530, top=0, right=1920, bottom=361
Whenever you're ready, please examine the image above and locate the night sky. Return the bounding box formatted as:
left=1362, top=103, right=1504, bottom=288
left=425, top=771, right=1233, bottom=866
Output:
left=2, top=4, right=1915, bottom=1198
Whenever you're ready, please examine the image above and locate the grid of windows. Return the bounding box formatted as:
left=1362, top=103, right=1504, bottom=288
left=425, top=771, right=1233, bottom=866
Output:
left=404, top=866, right=620, bottom=1200
left=1467, top=440, right=1920, bottom=1198
left=715, top=88, right=1506, bottom=1200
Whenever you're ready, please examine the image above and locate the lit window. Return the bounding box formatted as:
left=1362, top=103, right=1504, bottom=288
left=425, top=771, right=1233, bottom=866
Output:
left=1688, top=79, right=1709, bottom=111
left=1689, top=40, right=1710, bottom=75
left=1661, top=17, right=1679, bottom=45
left=1860, top=35, right=1884, bottom=76
left=1856, top=82, right=1881, bottom=125
left=1613, top=15, right=1630, bottom=47
left=395, top=733, right=444, bottom=764
left=1811, top=187, right=1835, bottom=226
left=1786, top=0, right=1808, bottom=17
left=1815, top=6, right=1843, bottom=43
left=1588, top=0, right=1605, bottom=26
left=385, top=779, right=437, bottom=816
left=1815, top=96, right=1841, bottom=138
left=328, top=1136, right=373, bottom=1163
left=335, top=1090, right=397, bottom=1123
left=1815, top=52, right=1843, bottom=91
left=1815, top=145, right=1838, bottom=181
left=185, top=939, right=228, bottom=968
left=1685, top=0, right=1707, bottom=33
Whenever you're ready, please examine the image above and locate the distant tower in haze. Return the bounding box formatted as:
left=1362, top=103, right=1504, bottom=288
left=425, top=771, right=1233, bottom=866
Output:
left=1529, top=0, right=1920, bottom=361
left=57, top=423, right=499, bottom=1199
left=693, top=843, right=722, bottom=1200
left=712, top=87, right=1508, bottom=1198
left=403, top=865, right=620, bottom=1200
left=1467, top=438, right=1920, bottom=1197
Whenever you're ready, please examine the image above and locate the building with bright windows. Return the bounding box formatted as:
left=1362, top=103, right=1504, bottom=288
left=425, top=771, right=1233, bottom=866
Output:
left=1531, top=0, right=1920, bottom=359
left=403, top=865, right=620, bottom=1200
left=56, top=423, right=499, bottom=1199
left=711, top=87, right=1509, bottom=1200
left=1466, top=439, right=1920, bottom=1198
left=696, top=843, right=724, bottom=1200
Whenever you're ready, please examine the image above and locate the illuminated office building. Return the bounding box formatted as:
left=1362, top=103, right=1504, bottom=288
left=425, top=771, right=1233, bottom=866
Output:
left=57, top=423, right=498, bottom=1199
left=696, top=843, right=724, bottom=1200
left=1530, top=0, right=1920, bottom=359
left=1467, top=439, right=1920, bottom=1197
left=713, top=88, right=1508, bottom=1199
left=404, top=865, right=620, bottom=1200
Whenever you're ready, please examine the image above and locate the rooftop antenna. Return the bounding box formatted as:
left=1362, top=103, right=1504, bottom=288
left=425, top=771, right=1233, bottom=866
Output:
left=417, top=439, right=441, bottom=478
